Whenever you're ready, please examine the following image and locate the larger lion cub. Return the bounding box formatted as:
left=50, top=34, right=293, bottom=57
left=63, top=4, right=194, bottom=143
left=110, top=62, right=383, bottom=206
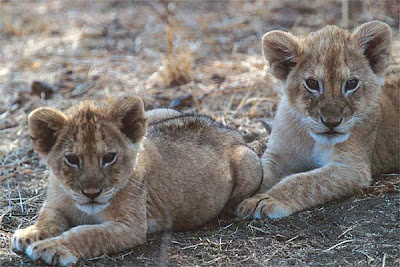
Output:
left=12, top=97, right=262, bottom=266
left=236, top=21, right=399, bottom=220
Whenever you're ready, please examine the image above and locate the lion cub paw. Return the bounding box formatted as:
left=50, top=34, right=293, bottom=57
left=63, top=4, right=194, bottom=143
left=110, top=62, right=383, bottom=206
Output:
left=236, top=194, right=291, bottom=220
left=12, top=226, right=46, bottom=252
left=26, top=238, right=78, bottom=266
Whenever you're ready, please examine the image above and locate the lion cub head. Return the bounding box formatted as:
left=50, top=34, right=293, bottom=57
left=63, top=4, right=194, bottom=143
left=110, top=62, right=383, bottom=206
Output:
left=28, top=96, right=147, bottom=214
left=263, top=21, right=392, bottom=145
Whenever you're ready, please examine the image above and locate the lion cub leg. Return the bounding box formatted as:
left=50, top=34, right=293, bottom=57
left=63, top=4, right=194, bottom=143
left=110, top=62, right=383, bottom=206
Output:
left=12, top=207, right=69, bottom=252
left=225, top=146, right=263, bottom=213
left=25, top=221, right=147, bottom=266
left=237, top=161, right=371, bottom=219
left=21, top=183, right=148, bottom=266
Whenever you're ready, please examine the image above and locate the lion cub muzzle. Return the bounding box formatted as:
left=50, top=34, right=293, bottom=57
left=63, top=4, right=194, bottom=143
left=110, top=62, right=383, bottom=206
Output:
left=308, top=99, right=353, bottom=145
left=81, top=188, right=102, bottom=200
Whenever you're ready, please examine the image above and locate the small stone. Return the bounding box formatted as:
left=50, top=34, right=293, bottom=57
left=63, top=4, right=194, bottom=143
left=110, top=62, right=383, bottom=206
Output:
left=31, top=81, right=55, bottom=100
left=211, top=73, right=225, bottom=84
left=243, top=132, right=258, bottom=143
left=170, top=94, right=193, bottom=109
left=256, top=118, right=273, bottom=134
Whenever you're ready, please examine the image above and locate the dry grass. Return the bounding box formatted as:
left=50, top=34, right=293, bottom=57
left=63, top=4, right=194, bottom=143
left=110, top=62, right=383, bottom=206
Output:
left=0, top=1, right=399, bottom=266
left=156, top=25, right=194, bottom=87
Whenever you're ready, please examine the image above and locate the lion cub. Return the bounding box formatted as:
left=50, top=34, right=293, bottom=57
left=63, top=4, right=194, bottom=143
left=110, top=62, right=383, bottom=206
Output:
left=12, top=97, right=262, bottom=266
left=236, top=21, right=399, bottom=219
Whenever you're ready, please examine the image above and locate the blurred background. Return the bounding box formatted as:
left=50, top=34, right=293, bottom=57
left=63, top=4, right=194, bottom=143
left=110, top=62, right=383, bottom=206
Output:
left=0, top=1, right=399, bottom=266
left=1, top=1, right=399, bottom=148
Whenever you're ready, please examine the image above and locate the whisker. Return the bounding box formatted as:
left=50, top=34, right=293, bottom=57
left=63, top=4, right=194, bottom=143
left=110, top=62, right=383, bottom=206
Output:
left=121, top=190, right=140, bottom=198
left=128, top=179, right=144, bottom=186
left=126, top=180, right=144, bottom=192
left=96, top=190, right=116, bottom=202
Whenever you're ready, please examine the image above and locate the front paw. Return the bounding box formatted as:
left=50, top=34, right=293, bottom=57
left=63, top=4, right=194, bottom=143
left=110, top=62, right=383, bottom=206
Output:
left=26, top=239, right=78, bottom=266
left=236, top=194, right=291, bottom=219
left=12, top=225, right=45, bottom=252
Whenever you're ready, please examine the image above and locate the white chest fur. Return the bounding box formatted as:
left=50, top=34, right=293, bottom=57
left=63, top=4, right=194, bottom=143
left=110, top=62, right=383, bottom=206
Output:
left=312, top=142, right=334, bottom=167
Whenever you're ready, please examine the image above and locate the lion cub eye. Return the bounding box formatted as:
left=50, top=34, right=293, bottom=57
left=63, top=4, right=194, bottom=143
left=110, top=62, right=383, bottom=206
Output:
left=304, top=78, right=320, bottom=93
left=102, top=152, right=117, bottom=167
left=344, top=77, right=360, bottom=93
left=65, top=154, right=80, bottom=168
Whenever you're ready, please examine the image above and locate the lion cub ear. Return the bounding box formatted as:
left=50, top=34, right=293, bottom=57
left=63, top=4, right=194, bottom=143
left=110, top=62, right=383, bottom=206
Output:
left=352, top=20, right=392, bottom=76
left=28, top=107, right=68, bottom=155
left=108, top=96, right=147, bottom=143
left=262, top=30, right=303, bottom=80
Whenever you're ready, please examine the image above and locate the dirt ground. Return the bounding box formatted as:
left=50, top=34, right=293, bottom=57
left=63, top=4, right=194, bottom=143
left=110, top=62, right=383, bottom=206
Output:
left=0, top=1, right=399, bottom=266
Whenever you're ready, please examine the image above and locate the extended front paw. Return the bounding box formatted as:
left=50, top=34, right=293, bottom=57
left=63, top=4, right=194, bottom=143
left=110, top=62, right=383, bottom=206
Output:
left=235, top=195, right=263, bottom=219
left=26, top=239, right=78, bottom=266
left=236, top=193, right=292, bottom=219
left=12, top=225, right=46, bottom=252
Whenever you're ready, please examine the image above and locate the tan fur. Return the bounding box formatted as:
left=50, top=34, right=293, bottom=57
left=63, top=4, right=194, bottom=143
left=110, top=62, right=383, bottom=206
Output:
left=236, top=21, right=399, bottom=220
left=12, top=97, right=262, bottom=265
left=145, top=108, right=182, bottom=123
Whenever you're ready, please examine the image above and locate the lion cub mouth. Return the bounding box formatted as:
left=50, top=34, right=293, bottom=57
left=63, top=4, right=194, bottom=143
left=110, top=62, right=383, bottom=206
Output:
left=311, top=130, right=350, bottom=145
left=318, top=130, right=345, bottom=136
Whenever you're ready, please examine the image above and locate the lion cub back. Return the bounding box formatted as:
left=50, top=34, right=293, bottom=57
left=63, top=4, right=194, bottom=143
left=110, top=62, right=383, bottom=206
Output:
left=147, top=114, right=245, bottom=148
left=141, top=113, right=262, bottom=231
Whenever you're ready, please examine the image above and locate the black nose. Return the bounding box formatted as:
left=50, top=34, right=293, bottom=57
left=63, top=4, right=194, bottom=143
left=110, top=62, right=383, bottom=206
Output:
left=81, top=188, right=102, bottom=200
left=320, top=116, right=343, bottom=130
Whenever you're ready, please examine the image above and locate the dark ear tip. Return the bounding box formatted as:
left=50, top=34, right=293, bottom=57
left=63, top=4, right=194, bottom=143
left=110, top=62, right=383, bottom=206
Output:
left=115, top=96, right=144, bottom=108
left=28, top=107, right=47, bottom=121
left=353, top=20, right=392, bottom=37
left=262, top=30, right=280, bottom=41
left=262, top=30, right=301, bottom=54
left=28, top=107, right=65, bottom=121
left=262, top=30, right=292, bottom=45
left=361, top=20, right=390, bottom=28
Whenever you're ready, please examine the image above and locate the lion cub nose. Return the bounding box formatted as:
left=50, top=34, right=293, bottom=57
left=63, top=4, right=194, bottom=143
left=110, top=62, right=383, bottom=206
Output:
left=81, top=188, right=102, bottom=200
left=320, top=116, right=343, bottom=130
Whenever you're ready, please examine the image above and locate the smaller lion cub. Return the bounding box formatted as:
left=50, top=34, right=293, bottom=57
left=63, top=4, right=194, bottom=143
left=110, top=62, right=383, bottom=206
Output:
left=12, top=97, right=262, bottom=266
